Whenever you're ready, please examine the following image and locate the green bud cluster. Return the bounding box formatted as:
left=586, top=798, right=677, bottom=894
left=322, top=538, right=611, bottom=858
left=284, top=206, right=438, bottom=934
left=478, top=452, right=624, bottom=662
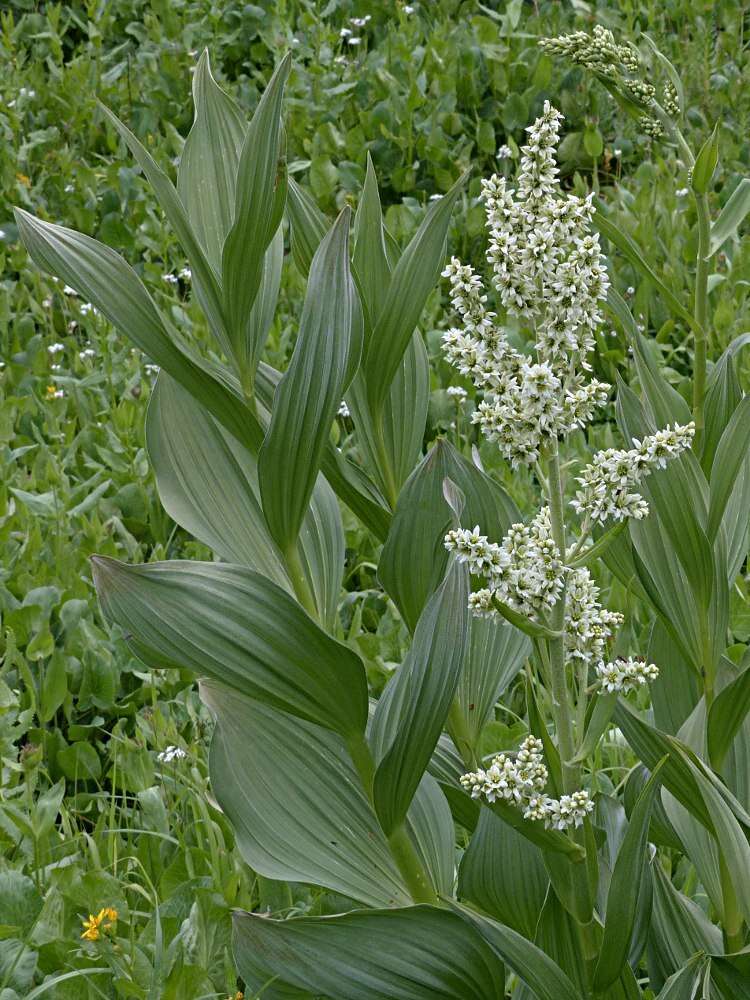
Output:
left=663, top=81, right=680, bottom=118
left=640, top=116, right=665, bottom=138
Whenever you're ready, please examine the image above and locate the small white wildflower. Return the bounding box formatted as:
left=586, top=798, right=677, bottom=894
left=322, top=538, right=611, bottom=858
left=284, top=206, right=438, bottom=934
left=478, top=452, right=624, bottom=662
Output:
left=144, top=363, right=160, bottom=376
left=68, top=321, right=78, bottom=332
left=496, top=144, right=512, bottom=160
left=80, top=302, right=97, bottom=316
left=614, top=148, right=623, bottom=157
left=351, top=15, right=371, bottom=27
left=347, top=36, right=361, bottom=45
left=429, top=193, right=442, bottom=201
left=340, top=27, right=352, bottom=37
left=447, top=386, right=468, bottom=400
left=178, top=267, right=192, bottom=280
left=675, top=187, right=689, bottom=197
left=0, top=228, right=6, bottom=239
left=50, top=363, right=61, bottom=371
left=47, top=342, right=65, bottom=355
left=63, top=284, right=77, bottom=296
left=41, top=297, right=52, bottom=308
left=79, top=348, right=96, bottom=360
left=626, top=286, right=635, bottom=296
left=337, top=400, right=350, bottom=418
left=64, top=183, right=75, bottom=193
left=157, top=745, right=187, bottom=763
left=404, top=4, right=415, bottom=12
left=162, top=273, right=179, bottom=285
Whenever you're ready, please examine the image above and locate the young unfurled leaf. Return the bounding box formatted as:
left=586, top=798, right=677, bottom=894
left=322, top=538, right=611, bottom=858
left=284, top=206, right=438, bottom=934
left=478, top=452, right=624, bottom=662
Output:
left=691, top=120, right=720, bottom=196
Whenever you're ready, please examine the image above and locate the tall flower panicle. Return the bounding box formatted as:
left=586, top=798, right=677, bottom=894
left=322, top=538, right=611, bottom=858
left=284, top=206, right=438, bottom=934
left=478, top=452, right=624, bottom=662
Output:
left=441, top=103, right=611, bottom=467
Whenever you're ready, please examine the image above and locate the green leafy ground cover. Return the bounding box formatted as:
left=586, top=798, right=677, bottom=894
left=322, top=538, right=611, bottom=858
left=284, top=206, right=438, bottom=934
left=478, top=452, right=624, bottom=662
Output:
left=2, top=1, right=750, bottom=995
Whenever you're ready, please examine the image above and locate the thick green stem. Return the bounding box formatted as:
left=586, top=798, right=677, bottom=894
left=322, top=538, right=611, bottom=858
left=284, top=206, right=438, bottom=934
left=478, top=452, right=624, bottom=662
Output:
left=545, top=444, right=578, bottom=791
left=692, top=191, right=711, bottom=445
left=719, top=852, right=745, bottom=953
left=372, top=405, right=399, bottom=510
left=345, top=732, right=438, bottom=905
left=284, top=543, right=319, bottom=620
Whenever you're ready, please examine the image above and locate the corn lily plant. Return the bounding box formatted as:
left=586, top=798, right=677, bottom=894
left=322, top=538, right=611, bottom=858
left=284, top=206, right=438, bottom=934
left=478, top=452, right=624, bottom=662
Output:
left=15, top=37, right=750, bottom=999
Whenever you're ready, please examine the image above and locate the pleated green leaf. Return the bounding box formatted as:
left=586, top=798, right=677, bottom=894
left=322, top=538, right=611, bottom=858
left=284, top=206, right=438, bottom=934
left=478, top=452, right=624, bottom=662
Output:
left=97, top=103, right=231, bottom=360
left=448, top=900, right=580, bottom=1000
left=654, top=956, right=709, bottom=1000
left=352, top=152, right=391, bottom=335
left=649, top=862, right=722, bottom=985
left=594, top=758, right=667, bottom=991
left=707, top=394, right=750, bottom=540
left=233, top=904, right=506, bottom=999
left=91, top=558, right=367, bottom=737
left=287, top=174, right=328, bottom=276
left=405, top=774, right=456, bottom=898
left=177, top=50, right=245, bottom=271
left=379, top=438, right=518, bottom=633
left=259, top=208, right=363, bottom=553
left=707, top=662, right=750, bottom=769
left=204, top=683, right=409, bottom=908
left=14, top=208, right=259, bottom=454
left=456, top=614, right=530, bottom=752
left=221, top=55, right=290, bottom=361
left=364, top=171, right=468, bottom=415
left=373, top=560, right=469, bottom=834
left=146, top=373, right=344, bottom=629
left=710, top=177, right=750, bottom=255
left=458, top=808, right=549, bottom=938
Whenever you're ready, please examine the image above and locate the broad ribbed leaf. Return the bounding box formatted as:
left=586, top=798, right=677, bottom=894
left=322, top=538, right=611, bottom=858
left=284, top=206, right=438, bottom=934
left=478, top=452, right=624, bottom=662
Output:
left=707, top=663, right=750, bottom=769
left=710, top=177, right=750, bottom=255
left=259, top=208, right=363, bottom=552
left=146, top=373, right=344, bottom=629
left=707, top=395, right=750, bottom=540
left=379, top=438, right=518, bottom=633
left=373, top=560, right=469, bottom=834
left=177, top=50, right=245, bottom=271
left=91, top=558, right=367, bottom=737
left=448, top=900, right=580, bottom=1000
left=352, top=152, right=391, bottom=335
left=254, top=361, right=392, bottom=541
left=594, top=759, right=666, bottom=991
left=222, top=55, right=290, bottom=361
left=241, top=224, right=284, bottom=387
left=654, top=957, right=709, bottom=1000
left=233, top=905, right=506, bottom=999
left=648, top=621, right=702, bottom=736
left=456, top=615, right=529, bottom=751
left=406, top=775, right=455, bottom=898
left=364, top=171, right=467, bottom=414
left=346, top=333, right=430, bottom=504
left=98, top=104, right=230, bottom=359
left=458, top=808, right=548, bottom=938
left=649, top=862, right=722, bottom=984
left=204, top=683, right=409, bottom=908
left=287, top=175, right=328, bottom=276
left=14, top=209, right=259, bottom=454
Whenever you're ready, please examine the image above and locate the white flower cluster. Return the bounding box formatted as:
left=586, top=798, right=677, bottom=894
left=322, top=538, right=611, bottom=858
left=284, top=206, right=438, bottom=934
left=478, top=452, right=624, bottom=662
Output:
left=565, top=566, right=624, bottom=664
left=157, top=745, right=187, bottom=763
left=445, top=507, right=564, bottom=618
left=460, top=735, right=594, bottom=830
left=441, top=104, right=611, bottom=466
left=572, top=423, right=695, bottom=523
left=596, top=657, right=659, bottom=693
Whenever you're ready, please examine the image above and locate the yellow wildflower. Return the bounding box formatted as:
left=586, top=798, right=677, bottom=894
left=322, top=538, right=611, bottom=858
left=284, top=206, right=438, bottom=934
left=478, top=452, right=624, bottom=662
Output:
left=81, top=907, right=118, bottom=942
left=16, top=172, right=31, bottom=187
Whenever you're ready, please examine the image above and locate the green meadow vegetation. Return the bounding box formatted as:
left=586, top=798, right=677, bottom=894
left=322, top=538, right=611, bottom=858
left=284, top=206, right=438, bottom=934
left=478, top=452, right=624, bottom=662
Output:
left=3, top=1, right=750, bottom=996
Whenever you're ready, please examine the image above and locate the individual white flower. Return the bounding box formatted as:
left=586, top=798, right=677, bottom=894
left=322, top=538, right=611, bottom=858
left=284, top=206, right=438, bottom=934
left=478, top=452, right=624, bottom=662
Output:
left=63, top=284, right=77, bottom=296
left=675, top=187, right=689, bottom=197
left=157, top=745, right=187, bottom=763
left=347, top=36, right=361, bottom=46
left=79, top=348, right=96, bottom=359
left=162, top=273, right=179, bottom=285
left=572, top=423, right=695, bottom=523
left=179, top=267, right=192, bottom=280
left=339, top=26, right=352, bottom=37
left=596, top=657, right=659, bottom=693
left=47, top=342, right=65, bottom=355
left=144, top=363, right=160, bottom=376
left=0, top=228, right=6, bottom=239
left=496, top=144, right=513, bottom=160
left=80, top=302, right=97, bottom=316
left=337, top=400, right=350, bottom=418
left=447, top=386, right=468, bottom=400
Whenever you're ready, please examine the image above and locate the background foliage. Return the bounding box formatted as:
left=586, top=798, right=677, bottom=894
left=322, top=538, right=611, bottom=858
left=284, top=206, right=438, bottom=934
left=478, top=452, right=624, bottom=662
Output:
left=2, top=0, right=750, bottom=995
